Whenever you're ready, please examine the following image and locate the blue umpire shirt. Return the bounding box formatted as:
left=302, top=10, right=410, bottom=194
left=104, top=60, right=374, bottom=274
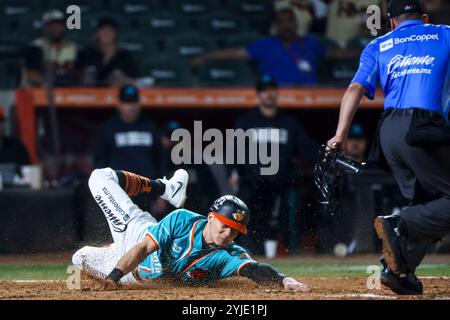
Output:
left=352, top=20, right=450, bottom=121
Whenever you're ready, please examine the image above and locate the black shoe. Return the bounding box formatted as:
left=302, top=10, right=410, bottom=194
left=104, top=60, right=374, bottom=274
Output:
left=380, top=269, right=423, bottom=295
left=374, top=215, right=408, bottom=275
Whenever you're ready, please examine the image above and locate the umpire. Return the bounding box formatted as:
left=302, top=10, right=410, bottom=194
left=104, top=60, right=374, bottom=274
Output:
left=231, top=74, right=319, bottom=256
left=328, top=0, right=449, bottom=295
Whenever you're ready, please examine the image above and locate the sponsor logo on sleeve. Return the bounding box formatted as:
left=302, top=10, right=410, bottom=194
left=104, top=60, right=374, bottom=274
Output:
left=380, top=38, right=393, bottom=52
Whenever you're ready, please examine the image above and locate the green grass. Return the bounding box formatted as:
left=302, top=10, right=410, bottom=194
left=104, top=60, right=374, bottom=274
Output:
left=0, top=264, right=69, bottom=280
left=0, top=262, right=449, bottom=280
left=272, top=262, right=450, bottom=277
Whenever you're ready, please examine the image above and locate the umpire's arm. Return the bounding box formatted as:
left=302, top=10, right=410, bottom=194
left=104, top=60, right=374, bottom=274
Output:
left=239, top=262, right=310, bottom=292
left=101, top=237, right=157, bottom=290
left=327, top=83, right=367, bottom=150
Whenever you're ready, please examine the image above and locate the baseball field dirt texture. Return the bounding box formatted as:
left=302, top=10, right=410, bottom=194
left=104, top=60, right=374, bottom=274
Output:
left=0, top=253, right=448, bottom=300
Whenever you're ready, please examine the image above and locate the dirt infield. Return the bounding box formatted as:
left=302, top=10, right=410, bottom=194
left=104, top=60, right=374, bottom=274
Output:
left=1, top=276, right=449, bottom=300
left=1, top=253, right=449, bottom=300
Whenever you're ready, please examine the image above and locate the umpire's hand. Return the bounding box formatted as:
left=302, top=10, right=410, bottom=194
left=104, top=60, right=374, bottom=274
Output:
left=282, top=277, right=311, bottom=292
left=327, top=135, right=346, bottom=151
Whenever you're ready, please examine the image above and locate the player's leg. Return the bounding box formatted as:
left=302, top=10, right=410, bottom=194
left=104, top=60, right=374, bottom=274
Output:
left=72, top=243, right=137, bottom=284
left=88, top=168, right=161, bottom=245
left=88, top=167, right=189, bottom=252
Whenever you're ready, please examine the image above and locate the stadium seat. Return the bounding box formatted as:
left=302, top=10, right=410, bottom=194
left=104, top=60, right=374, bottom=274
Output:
left=140, top=59, right=194, bottom=87
left=0, top=0, right=43, bottom=16
left=82, top=11, right=134, bottom=34
left=0, top=58, right=23, bottom=89
left=198, top=60, right=255, bottom=87
left=108, top=0, right=162, bottom=15
left=64, top=30, right=91, bottom=49
left=168, top=0, right=220, bottom=16
left=0, top=38, right=26, bottom=59
left=318, top=58, right=359, bottom=86
left=165, top=33, right=216, bottom=61
left=138, top=12, right=192, bottom=36
left=222, top=32, right=264, bottom=48
left=224, top=0, right=273, bottom=34
left=313, top=35, right=341, bottom=50
left=53, top=0, right=101, bottom=14
left=119, top=33, right=160, bottom=60
left=196, top=12, right=251, bottom=36
left=3, top=13, right=44, bottom=42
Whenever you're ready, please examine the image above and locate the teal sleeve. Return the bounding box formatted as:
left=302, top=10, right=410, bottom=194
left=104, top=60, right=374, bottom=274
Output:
left=146, top=210, right=183, bottom=249
left=219, top=247, right=255, bottom=278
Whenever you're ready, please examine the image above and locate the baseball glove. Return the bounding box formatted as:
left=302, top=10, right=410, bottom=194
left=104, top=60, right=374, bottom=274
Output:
left=313, top=144, right=365, bottom=215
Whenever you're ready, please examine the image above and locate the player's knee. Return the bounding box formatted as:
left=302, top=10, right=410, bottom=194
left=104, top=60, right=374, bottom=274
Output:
left=88, top=167, right=114, bottom=190
left=72, top=247, right=85, bottom=266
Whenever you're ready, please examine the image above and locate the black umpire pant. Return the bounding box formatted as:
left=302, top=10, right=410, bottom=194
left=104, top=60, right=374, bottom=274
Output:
left=379, top=109, right=450, bottom=272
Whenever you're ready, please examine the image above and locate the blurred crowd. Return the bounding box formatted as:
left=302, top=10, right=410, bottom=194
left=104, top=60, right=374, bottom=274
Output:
left=0, top=0, right=448, bottom=89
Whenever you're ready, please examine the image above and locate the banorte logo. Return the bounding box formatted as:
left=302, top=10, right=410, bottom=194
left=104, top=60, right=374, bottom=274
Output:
left=387, top=55, right=435, bottom=74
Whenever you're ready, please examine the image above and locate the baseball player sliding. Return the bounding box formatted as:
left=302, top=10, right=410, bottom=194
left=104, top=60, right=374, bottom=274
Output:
left=72, top=168, right=310, bottom=291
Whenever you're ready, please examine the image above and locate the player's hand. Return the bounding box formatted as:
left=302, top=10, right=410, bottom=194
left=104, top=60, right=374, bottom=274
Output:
left=282, top=277, right=311, bottom=292
left=99, top=279, right=119, bottom=291
left=327, top=135, right=346, bottom=151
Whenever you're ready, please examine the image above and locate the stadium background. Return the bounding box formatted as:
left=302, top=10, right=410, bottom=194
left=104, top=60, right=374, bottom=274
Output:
left=0, top=0, right=449, bottom=299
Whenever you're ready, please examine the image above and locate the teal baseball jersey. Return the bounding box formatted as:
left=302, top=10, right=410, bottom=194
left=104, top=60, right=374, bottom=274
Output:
left=137, top=209, right=255, bottom=285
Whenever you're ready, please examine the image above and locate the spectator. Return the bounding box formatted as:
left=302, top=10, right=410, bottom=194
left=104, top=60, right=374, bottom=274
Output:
left=274, top=0, right=315, bottom=36
left=191, top=7, right=355, bottom=86
left=344, top=123, right=368, bottom=162
left=229, top=75, right=320, bottom=256
left=326, top=0, right=378, bottom=48
left=93, top=84, right=161, bottom=179
left=23, top=10, right=78, bottom=87
left=74, top=17, right=139, bottom=87
left=0, top=109, right=30, bottom=167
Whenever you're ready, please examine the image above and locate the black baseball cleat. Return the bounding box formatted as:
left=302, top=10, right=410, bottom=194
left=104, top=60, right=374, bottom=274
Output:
left=374, top=215, right=408, bottom=275
left=381, top=269, right=423, bottom=295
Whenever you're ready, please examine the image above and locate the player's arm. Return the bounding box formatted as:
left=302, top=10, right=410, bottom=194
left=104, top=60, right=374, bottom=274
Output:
left=101, top=236, right=158, bottom=290
left=327, top=83, right=367, bottom=150
left=239, top=262, right=310, bottom=292
left=190, top=48, right=249, bottom=67
left=328, top=41, right=378, bottom=150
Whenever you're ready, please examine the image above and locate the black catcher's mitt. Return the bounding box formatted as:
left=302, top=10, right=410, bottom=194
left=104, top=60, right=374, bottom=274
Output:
left=313, top=145, right=365, bottom=215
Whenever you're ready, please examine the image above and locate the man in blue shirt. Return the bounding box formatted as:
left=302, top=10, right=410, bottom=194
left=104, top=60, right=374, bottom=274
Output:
left=190, top=7, right=352, bottom=86
left=327, top=0, right=449, bottom=295
left=72, top=167, right=310, bottom=292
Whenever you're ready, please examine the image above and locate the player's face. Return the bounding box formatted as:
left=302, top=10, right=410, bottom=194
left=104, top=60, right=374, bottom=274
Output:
left=257, top=88, right=278, bottom=110
left=210, top=216, right=239, bottom=248
left=117, top=102, right=140, bottom=123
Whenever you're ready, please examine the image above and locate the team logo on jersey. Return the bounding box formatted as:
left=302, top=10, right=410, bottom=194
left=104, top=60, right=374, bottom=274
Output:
left=380, top=38, right=393, bottom=52
left=233, top=212, right=245, bottom=222
left=186, top=268, right=210, bottom=280
left=387, top=54, right=435, bottom=75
